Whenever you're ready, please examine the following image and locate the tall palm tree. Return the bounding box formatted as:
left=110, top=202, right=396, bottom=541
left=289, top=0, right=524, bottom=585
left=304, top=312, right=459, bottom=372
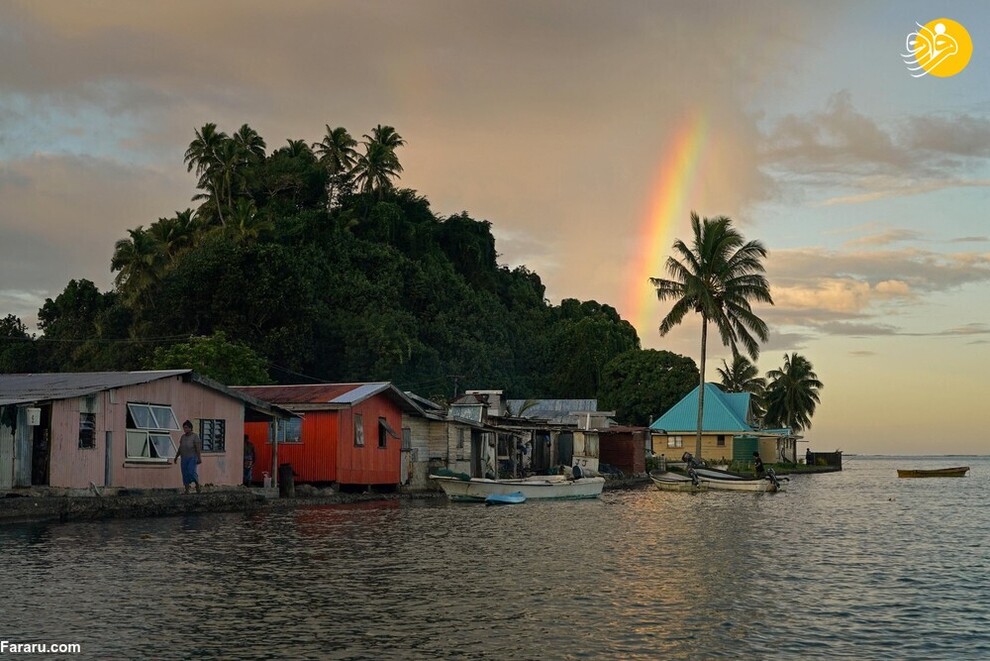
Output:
left=184, top=123, right=230, bottom=225
left=764, top=352, right=823, bottom=433
left=313, top=125, right=358, bottom=207
left=651, top=212, right=773, bottom=459
left=717, top=354, right=767, bottom=425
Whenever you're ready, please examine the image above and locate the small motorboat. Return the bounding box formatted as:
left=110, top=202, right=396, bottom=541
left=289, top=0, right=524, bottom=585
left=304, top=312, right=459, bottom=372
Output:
left=485, top=491, right=526, bottom=506
left=897, top=467, right=970, bottom=478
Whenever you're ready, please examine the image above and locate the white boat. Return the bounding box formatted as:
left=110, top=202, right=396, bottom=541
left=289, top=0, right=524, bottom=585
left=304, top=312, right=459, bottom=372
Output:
left=659, top=466, right=785, bottom=493
left=432, top=474, right=605, bottom=502
left=650, top=472, right=708, bottom=493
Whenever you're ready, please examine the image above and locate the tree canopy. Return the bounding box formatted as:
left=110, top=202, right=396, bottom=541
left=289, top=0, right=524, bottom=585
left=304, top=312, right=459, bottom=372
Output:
left=10, top=122, right=656, bottom=400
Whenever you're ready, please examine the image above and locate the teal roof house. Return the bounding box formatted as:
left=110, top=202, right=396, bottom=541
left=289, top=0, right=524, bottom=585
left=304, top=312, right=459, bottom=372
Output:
left=649, top=383, right=799, bottom=464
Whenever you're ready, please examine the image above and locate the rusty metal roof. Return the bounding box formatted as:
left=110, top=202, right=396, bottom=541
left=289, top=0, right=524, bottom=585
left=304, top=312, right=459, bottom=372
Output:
left=0, top=370, right=191, bottom=406
left=0, top=370, right=295, bottom=419
left=233, top=382, right=423, bottom=414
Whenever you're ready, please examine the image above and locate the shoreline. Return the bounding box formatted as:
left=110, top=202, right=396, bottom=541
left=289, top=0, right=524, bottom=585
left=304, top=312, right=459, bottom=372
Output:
left=0, top=477, right=653, bottom=525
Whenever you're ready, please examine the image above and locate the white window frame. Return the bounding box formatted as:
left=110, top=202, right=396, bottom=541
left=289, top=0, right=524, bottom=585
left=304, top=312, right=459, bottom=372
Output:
left=125, top=403, right=179, bottom=462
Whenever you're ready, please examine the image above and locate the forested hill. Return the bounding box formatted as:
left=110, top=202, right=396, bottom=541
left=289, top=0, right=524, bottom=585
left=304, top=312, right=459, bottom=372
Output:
left=0, top=123, right=658, bottom=407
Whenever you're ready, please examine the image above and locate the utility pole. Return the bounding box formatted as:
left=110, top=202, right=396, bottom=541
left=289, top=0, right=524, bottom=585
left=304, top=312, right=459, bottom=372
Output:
left=448, top=374, right=464, bottom=399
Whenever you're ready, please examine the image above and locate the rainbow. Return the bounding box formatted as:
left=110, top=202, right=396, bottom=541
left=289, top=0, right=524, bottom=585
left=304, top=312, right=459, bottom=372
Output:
left=626, top=113, right=710, bottom=344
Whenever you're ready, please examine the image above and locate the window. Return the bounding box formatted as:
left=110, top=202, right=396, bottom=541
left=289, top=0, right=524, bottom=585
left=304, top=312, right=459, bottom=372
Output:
left=456, top=428, right=465, bottom=449
left=272, top=417, right=302, bottom=444
left=667, top=435, right=683, bottom=449
left=79, top=412, right=96, bottom=449
left=125, top=403, right=179, bottom=462
left=200, top=419, right=226, bottom=453
left=717, top=435, right=726, bottom=447
left=378, top=417, right=399, bottom=448
left=402, top=427, right=411, bottom=451
left=354, top=414, right=364, bottom=446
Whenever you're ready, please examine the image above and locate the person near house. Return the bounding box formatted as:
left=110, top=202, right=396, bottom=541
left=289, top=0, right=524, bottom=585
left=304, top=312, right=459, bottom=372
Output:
left=753, top=451, right=765, bottom=477
left=243, top=435, right=256, bottom=486
left=174, top=420, right=203, bottom=494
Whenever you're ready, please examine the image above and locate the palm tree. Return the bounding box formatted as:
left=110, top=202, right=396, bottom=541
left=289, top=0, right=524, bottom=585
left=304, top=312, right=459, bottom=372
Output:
left=764, top=353, right=823, bottom=433
left=717, top=354, right=767, bottom=425
left=313, top=125, right=358, bottom=173
left=226, top=199, right=274, bottom=244
left=184, top=123, right=230, bottom=225
left=111, top=226, right=167, bottom=306
left=233, top=124, right=266, bottom=162
left=353, top=125, right=405, bottom=197
left=313, top=125, right=358, bottom=206
left=651, top=212, right=773, bottom=459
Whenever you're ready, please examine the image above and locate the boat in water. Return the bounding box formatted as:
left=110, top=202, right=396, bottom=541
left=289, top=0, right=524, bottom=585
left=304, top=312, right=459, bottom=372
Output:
left=432, top=474, right=605, bottom=502
left=654, top=466, right=784, bottom=493
left=650, top=471, right=708, bottom=493
left=897, top=467, right=970, bottom=478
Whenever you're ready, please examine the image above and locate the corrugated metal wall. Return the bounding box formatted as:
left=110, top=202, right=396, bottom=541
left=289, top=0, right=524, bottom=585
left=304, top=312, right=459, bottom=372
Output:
left=338, top=397, right=402, bottom=486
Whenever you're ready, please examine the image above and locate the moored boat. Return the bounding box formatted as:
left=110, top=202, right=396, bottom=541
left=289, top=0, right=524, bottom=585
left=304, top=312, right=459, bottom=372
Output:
left=432, top=474, right=605, bottom=502
left=896, top=466, right=969, bottom=478
left=668, top=466, right=785, bottom=493
left=650, top=472, right=708, bottom=493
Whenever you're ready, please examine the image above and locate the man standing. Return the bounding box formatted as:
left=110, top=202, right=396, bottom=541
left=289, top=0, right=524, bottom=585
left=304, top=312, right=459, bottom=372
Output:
left=243, top=435, right=255, bottom=486
left=174, top=420, right=203, bottom=494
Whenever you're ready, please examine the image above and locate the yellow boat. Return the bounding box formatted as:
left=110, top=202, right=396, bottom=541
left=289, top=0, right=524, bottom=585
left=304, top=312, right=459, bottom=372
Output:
left=896, top=466, right=969, bottom=478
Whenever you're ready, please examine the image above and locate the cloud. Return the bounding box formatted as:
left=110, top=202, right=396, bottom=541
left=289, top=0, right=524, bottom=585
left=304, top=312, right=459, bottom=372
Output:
left=849, top=350, right=876, bottom=357
left=0, top=153, right=192, bottom=325
left=845, top=229, right=922, bottom=247
left=761, top=92, right=990, bottom=203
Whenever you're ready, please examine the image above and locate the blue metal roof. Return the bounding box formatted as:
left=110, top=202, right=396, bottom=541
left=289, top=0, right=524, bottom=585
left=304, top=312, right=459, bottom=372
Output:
left=650, top=383, right=753, bottom=433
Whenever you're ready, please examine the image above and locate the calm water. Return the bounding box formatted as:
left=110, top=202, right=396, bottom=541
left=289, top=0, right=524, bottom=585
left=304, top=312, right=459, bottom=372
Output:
left=2, top=456, right=988, bottom=660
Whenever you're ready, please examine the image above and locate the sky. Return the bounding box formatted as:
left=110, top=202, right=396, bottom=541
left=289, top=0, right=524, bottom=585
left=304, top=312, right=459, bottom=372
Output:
left=1, top=1, right=989, bottom=455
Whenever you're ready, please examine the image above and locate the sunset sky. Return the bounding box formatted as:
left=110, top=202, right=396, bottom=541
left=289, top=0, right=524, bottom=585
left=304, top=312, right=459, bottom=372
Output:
left=2, top=1, right=988, bottom=454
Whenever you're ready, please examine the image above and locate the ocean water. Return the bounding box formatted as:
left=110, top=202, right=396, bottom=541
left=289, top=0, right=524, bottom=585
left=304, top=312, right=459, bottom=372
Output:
left=1, top=455, right=988, bottom=660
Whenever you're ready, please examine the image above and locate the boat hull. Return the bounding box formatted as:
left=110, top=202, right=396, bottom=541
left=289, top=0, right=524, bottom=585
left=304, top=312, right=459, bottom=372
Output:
left=698, top=475, right=782, bottom=492
left=897, top=467, right=970, bottom=478
left=650, top=473, right=708, bottom=493
left=432, top=475, right=605, bottom=502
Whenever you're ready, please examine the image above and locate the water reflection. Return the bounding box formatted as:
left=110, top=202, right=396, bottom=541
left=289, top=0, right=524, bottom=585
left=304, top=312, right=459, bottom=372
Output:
left=1, top=457, right=989, bottom=659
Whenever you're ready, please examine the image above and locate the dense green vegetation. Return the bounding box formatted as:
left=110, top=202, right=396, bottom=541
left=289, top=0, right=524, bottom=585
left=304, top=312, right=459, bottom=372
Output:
left=1, top=122, right=704, bottom=417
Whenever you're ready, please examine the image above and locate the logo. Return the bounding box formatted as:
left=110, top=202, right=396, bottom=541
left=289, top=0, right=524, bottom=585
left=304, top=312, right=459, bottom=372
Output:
left=903, top=18, right=972, bottom=77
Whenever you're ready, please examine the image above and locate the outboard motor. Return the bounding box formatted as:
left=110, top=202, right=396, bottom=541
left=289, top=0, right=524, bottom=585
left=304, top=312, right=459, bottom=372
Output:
left=687, top=467, right=700, bottom=487
left=765, top=467, right=781, bottom=490
left=681, top=451, right=702, bottom=468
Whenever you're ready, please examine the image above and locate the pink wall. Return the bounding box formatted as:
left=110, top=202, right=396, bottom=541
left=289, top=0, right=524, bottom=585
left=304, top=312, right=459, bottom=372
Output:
left=48, top=376, right=246, bottom=489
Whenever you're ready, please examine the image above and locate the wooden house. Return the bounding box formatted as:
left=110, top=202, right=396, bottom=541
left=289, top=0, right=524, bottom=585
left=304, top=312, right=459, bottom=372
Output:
left=0, top=370, right=289, bottom=491
left=649, top=383, right=798, bottom=464
left=233, top=382, right=423, bottom=488
left=401, top=392, right=490, bottom=489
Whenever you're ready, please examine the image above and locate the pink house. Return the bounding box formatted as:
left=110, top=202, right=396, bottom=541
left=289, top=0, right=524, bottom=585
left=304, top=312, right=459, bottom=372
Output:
left=0, top=370, right=290, bottom=491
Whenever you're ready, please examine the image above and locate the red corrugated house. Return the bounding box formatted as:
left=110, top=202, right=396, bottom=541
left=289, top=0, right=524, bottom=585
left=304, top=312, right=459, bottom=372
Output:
left=233, top=382, right=423, bottom=488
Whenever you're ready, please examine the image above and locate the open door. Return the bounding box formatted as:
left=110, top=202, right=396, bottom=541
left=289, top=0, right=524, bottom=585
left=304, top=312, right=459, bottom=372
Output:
left=31, top=405, right=51, bottom=486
